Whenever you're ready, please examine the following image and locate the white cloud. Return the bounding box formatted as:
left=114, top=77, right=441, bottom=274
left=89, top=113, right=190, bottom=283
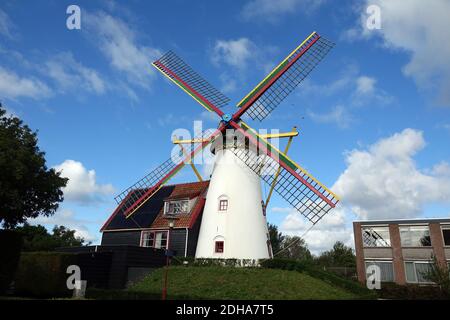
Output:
left=241, top=0, right=325, bottom=23
left=351, top=0, right=450, bottom=107
left=84, top=11, right=161, bottom=88
left=332, top=128, right=450, bottom=220
left=0, top=66, right=52, bottom=100
left=302, top=66, right=392, bottom=127
left=0, top=9, right=14, bottom=38
left=32, top=209, right=98, bottom=242
left=356, top=76, right=376, bottom=95
left=279, top=206, right=354, bottom=254
left=308, top=105, right=354, bottom=129
left=53, top=160, right=115, bottom=205
left=45, top=52, right=106, bottom=95
left=211, top=38, right=255, bottom=69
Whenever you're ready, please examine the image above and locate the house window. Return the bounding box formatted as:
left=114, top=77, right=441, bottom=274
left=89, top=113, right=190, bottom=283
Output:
left=219, top=199, right=228, bottom=211
left=215, top=241, right=224, bottom=253
left=442, top=226, right=450, bottom=246
left=362, top=227, right=391, bottom=247
left=165, top=199, right=189, bottom=215
left=364, top=261, right=394, bottom=282
left=141, top=231, right=168, bottom=249
left=400, top=226, right=431, bottom=247
left=405, top=261, right=433, bottom=284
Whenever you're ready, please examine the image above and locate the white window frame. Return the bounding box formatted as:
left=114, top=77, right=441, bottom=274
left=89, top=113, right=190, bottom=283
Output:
left=404, top=261, right=434, bottom=284
left=364, top=260, right=395, bottom=282
left=164, top=199, right=189, bottom=215
left=441, top=225, right=450, bottom=247
left=399, top=225, right=432, bottom=247
left=141, top=230, right=168, bottom=249
left=361, top=226, right=391, bottom=248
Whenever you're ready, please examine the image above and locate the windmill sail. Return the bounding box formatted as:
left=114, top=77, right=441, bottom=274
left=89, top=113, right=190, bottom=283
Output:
left=229, top=121, right=339, bottom=225
left=235, top=32, right=334, bottom=121
left=153, top=51, right=230, bottom=113
left=115, top=127, right=224, bottom=218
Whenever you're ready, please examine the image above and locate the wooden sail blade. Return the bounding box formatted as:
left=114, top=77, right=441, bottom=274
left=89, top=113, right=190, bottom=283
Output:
left=116, top=126, right=224, bottom=218
left=233, top=32, right=334, bottom=122
left=229, top=120, right=339, bottom=225
left=153, top=51, right=229, bottom=117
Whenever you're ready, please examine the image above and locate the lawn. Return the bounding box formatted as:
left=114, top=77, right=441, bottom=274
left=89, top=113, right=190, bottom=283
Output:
left=129, top=266, right=362, bottom=300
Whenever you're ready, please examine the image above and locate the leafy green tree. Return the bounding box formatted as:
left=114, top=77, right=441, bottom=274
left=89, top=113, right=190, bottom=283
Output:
left=268, top=223, right=285, bottom=254
left=278, top=236, right=312, bottom=261
left=0, top=103, right=67, bottom=228
left=316, top=241, right=356, bottom=268
left=14, top=223, right=87, bottom=251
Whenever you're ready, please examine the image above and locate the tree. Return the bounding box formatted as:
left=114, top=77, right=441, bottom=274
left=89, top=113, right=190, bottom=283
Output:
left=278, top=236, right=312, bottom=261
left=316, top=241, right=356, bottom=268
left=423, top=255, right=450, bottom=297
left=268, top=223, right=284, bottom=254
left=0, top=104, right=68, bottom=228
left=14, top=223, right=87, bottom=251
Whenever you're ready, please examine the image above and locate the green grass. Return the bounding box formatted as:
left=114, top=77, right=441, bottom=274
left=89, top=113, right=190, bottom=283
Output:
left=129, top=266, right=362, bottom=300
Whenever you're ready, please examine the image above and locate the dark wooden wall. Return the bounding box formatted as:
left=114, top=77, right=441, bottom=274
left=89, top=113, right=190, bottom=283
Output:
left=101, top=231, right=141, bottom=246
left=57, top=246, right=166, bottom=289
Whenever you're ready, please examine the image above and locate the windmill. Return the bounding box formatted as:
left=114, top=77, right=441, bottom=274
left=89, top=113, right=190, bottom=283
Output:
left=114, top=31, right=340, bottom=259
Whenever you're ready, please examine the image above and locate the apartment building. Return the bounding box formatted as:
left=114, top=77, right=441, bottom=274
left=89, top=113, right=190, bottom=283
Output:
left=353, top=218, right=450, bottom=285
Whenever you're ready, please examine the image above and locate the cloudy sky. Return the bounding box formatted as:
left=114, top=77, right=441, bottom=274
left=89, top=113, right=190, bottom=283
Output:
left=1, top=0, right=449, bottom=253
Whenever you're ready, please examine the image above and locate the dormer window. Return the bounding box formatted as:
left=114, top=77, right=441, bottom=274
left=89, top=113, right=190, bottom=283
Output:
left=165, top=199, right=189, bottom=215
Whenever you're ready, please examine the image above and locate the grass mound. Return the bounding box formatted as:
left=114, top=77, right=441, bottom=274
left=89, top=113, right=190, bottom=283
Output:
left=129, top=266, right=362, bottom=300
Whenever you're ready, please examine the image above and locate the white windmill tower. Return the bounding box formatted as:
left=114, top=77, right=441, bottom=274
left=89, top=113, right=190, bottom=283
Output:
left=194, top=132, right=275, bottom=260
left=113, top=31, right=340, bottom=260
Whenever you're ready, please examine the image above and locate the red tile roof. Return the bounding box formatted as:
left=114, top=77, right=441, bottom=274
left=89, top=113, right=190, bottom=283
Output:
left=101, top=180, right=209, bottom=231
left=150, top=181, right=209, bottom=229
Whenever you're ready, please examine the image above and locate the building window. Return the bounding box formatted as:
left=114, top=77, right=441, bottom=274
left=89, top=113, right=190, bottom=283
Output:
left=215, top=241, right=224, bottom=253
left=400, top=226, right=431, bottom=247
left=219, top=199, right=228, bottom=211
left=362, top=227, right=391, bottom=247
left=141, top=231, right=168, bottom=249
left=405, top=261, right=433, bottom=284
left=442, top=226, right=450, bottom=246
left=364, top=261, right=394, bottom=282
left=165, top=199, right=189, bottom=215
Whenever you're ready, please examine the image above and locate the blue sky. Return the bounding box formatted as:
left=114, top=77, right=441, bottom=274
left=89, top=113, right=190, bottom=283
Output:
left=1, top=0, right=449, bottom=253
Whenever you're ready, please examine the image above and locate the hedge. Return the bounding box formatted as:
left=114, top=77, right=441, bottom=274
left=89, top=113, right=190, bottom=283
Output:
left=172, top=257, right=259, bottom=267
left=260, top=258, right=376, bottom=299
left=0, top=230, right=23, bottom=294
left=379, top=282, right=450, bottom=300
left=14, top=252, right=78, bottom=298
left=86, top=288, right=193, bottom=300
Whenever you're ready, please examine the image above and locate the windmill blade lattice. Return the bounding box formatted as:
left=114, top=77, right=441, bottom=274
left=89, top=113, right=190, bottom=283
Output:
left=114, top=127, right=223, bottom=218
left=153, top=51, right=230, bottom=112
left=237, top=33, right=334, bottom=121
left=228, top=124, right=339, bottom=224
left=114, top=156, right=183, bottom=217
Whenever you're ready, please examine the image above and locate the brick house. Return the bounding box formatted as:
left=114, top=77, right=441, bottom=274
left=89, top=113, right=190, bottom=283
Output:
left=353, top=218, right=450, bottom=285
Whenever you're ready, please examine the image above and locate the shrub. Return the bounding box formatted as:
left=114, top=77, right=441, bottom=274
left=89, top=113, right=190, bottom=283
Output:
left=0, top=230, right=23, bottom=294
left=379, top=282, right=450, bottom=300
left=14, top=252, right=78, bottom=298
left=86, top=288, right=193, bottom=300
left=172, top=257, right=259, bottom=267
